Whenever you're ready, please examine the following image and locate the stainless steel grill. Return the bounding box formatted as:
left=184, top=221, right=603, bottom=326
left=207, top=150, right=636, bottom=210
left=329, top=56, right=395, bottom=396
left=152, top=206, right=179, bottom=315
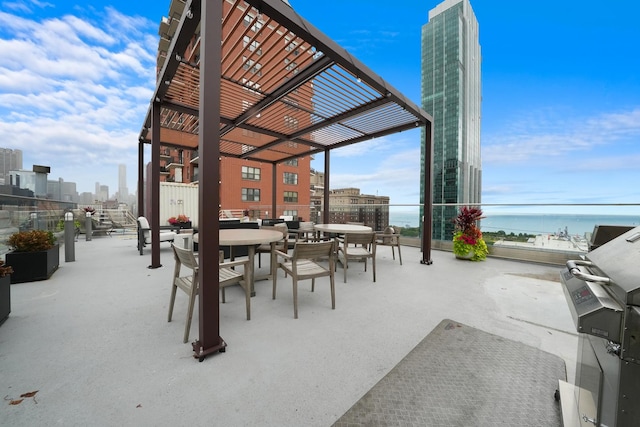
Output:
left=559, top=225, right=640, bottom=426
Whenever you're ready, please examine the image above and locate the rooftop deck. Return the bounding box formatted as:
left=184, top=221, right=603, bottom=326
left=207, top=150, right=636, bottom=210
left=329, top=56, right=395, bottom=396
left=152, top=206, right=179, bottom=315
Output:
left=0, top=233, right=578, bottom=426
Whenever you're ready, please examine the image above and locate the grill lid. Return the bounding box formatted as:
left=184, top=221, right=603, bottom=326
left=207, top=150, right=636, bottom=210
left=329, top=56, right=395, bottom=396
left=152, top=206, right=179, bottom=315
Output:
left=586, top=226, right=640, bottom=305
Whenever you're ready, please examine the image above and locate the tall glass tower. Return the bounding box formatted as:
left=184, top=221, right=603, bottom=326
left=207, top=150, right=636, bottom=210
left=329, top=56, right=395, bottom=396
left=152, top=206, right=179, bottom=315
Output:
left=420, top=0, right=481, bottom=240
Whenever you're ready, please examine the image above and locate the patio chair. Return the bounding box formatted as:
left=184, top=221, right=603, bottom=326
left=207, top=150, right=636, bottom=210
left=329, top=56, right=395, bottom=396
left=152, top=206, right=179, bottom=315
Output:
left=272, top=240, right=336, bottom=319
left=137, top=216, right=176, bottom=255
left=256, top=223, right=288, bottom=268
left=336, top=232, right=377, bottom=283
left=168, top=245, right=251, bottom=343
left=375, top=226, right=402, bottom=265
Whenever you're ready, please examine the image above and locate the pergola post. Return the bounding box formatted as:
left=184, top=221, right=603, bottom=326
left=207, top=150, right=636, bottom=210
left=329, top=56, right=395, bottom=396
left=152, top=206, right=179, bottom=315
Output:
left=192, top=0, right=225, bottom=360
left=271, top=163, right=277, bottom=218
left=137, top=140, right=144, bottom=219
left=323, top=149, right=330, bottom=224
left=149, top=100, right=162, bottom=268
left=421, top=121, right=434, bottom=265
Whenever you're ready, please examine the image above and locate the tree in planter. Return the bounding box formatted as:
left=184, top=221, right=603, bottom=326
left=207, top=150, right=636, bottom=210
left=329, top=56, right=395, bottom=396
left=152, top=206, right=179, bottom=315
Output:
left=6, top=230, right=59, bottom=283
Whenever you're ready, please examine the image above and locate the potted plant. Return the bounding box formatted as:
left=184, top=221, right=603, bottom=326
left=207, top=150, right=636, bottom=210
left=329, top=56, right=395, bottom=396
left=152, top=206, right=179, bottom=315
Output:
left=168, top=214, right=191, bottom=229
left=452, top=206, right=488, bottom=261
left=5, top=230, right=59, bottom=283
left=0, top=260, right=14, bottom=325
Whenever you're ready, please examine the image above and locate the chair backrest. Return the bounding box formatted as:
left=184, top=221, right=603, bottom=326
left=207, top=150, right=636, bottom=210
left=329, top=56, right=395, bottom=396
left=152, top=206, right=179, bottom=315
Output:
left=293, top=240, right=334, bottom=262
left=172, top=244, right=198, bottom=271
left=262, top=224, right=289, bottom=245
left=285, top=220, right=300, bottom=230
left=262, top=218, right=285, bottom=226
left=344, top=232, right=375, bottom=247
left=382, top=226, right=397, bottom=245
left=138, top=216, right=151, bottom=242
left=343, top=232, right=376, bottom=254
left=299, top=221, right=314, bottom=230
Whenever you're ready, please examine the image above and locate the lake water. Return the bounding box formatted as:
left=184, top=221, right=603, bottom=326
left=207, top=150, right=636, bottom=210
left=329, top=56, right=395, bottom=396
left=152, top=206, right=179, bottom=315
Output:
left=389, top=212, right=640, bottom=237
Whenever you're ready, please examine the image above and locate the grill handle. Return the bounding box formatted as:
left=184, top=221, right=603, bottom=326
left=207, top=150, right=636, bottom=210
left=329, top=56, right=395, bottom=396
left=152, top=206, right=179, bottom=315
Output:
left=566, top=260, right=611, bottom=284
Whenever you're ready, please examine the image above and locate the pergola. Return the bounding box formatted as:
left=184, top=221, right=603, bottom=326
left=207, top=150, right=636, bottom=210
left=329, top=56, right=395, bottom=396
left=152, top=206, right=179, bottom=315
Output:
left=138, top=0, right=433, bottom=360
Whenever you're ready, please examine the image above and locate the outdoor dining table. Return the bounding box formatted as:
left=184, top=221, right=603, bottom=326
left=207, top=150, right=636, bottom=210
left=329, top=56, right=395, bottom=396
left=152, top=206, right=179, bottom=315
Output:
left=193, top=228, right=283, bottom=296
left=313, top=223, right=373, bottom=236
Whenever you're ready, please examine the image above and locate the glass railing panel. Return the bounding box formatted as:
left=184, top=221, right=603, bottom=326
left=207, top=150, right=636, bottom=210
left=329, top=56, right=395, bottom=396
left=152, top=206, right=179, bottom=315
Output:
left=0, top=194, right=77, bottom=256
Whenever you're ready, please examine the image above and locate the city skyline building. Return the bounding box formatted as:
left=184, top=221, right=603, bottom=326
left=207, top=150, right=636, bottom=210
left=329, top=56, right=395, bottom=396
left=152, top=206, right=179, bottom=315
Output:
left=420, top=0, right=482, bottom=240
left=118, top=164, right=128, bottom=200
left=0, top=148, right=23, bottom=186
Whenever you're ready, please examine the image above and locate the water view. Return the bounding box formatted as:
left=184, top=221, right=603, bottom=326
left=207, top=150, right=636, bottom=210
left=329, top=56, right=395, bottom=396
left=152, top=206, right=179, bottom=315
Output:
left=389, top=211, right=640, bottom=238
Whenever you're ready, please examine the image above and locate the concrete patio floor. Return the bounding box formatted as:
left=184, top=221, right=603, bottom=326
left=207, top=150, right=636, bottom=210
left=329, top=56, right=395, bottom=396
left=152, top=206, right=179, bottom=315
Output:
left=0, top=233, right=578, bottom=426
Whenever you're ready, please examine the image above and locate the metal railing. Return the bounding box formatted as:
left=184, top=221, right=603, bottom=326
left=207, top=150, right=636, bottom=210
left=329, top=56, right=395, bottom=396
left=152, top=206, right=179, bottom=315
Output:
left=226, top=202, right=640, bottom=265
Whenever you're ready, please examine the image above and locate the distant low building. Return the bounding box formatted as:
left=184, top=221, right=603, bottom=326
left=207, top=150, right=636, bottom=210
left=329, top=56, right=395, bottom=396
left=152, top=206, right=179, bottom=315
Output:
left=311, top=187, right=389, bottom=230
left=9, top=165, right=50, bottom=197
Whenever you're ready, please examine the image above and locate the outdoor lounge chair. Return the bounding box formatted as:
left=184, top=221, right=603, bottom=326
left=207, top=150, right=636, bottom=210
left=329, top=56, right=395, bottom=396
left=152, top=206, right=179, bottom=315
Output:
left=137, top=216, right=176, bottom=255
left=272, top=240, right=335, bottom=319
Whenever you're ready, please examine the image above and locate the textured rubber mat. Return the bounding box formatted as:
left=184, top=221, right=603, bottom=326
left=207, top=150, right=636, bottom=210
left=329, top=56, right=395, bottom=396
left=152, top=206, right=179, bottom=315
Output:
left=333, top=319, right=566, bottom=426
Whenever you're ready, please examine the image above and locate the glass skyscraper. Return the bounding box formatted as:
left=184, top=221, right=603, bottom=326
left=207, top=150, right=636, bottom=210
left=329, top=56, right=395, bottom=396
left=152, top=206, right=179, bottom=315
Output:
left=420, top=0, right=481, bottom=240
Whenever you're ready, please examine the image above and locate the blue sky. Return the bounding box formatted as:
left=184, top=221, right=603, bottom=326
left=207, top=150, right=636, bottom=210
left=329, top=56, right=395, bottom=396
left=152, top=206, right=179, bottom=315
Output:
left=1, top=0, right=639, bottom=215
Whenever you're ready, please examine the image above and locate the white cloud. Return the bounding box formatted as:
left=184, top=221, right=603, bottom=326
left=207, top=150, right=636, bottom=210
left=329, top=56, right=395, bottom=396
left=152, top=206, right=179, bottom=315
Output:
left=0, top=6, right=157, bottom=193
left=483, top=107, right=640, bottom=165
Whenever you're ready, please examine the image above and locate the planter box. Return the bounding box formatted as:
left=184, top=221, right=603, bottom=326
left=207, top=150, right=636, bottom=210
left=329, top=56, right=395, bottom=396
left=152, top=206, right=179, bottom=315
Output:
left=6, top=245, right=60, bottom=284
left=179, top=221, right=192, bottom=229
left=0, top=275, right=9, bottom=325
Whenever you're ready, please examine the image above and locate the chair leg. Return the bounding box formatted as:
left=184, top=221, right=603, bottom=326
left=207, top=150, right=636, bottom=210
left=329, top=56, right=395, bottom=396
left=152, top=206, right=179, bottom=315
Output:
left=343, top=257, right=348, bottom=283
left=221, top=287, right=226, bottom=303
left=168, top=284, right=177, bottom=322
left=184, top=289, right=197, bottom=344
left=397, top=245, right=402, bottom=265
left=243, top=282, right=251, bottom=321
left=272, top=267, right=278, bottom=300
left=311, top=278, right=315, bottom=292
left=330, top=272, right=336, bottom=310
left=293, top=278, right=299, bottom=319
left=372, top=255, right=376, bottom=282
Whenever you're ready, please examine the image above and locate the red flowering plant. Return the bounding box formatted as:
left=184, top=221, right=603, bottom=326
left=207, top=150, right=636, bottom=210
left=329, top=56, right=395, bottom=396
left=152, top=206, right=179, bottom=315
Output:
left=82, top=207, right=96, bottom=216
left=168, top=214, right=189, bottom=225
left=452, top=206, right=488, bottom=261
